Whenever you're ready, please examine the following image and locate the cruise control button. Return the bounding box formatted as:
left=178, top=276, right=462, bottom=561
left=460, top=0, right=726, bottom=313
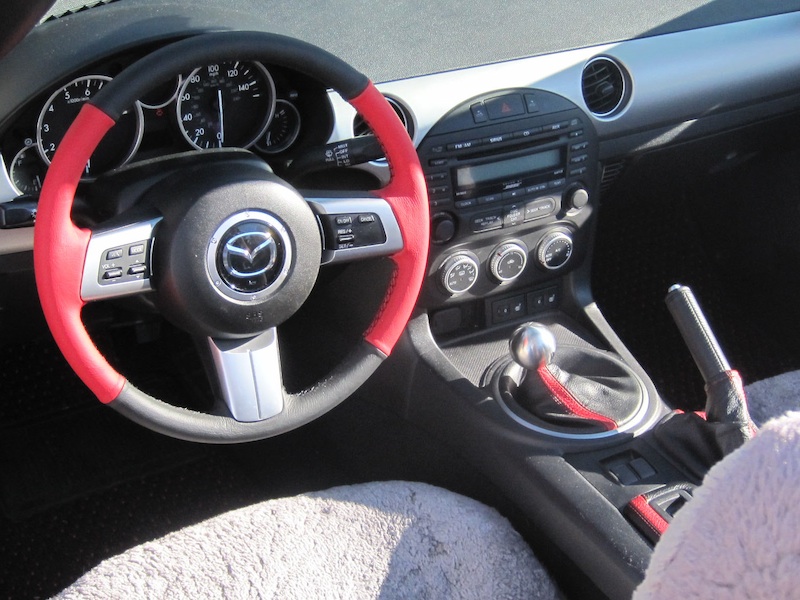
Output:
left=335, top=215, right=353, bottom=226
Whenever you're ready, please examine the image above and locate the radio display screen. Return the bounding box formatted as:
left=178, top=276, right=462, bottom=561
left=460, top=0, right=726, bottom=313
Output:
left=455, top=148, right=561, bottom=189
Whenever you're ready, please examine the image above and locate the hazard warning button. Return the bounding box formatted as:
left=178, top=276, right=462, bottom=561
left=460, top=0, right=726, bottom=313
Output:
left=485, top=94, right=525, bottom=120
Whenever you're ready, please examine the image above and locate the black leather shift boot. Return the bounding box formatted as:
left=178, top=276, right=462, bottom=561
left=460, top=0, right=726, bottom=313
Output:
left=505, top=346, right=645, bottom=433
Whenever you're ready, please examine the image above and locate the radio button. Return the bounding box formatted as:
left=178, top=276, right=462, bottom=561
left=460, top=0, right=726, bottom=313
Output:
left=526, top=183, right=548, bottom=194
left=483, top=133, right=512, bottom=145
left=426, top=172, right=448, bottom=182
left=570, top=141, right=589, bottom=151
left=569, top=129, right=584, bottom=138
left=486, top=94, right=525, bottom=120
left=471, top=103, right=489, bottom=123
left=569, top=166, right=588, bottom=177
left=447, top=139, right=483, bottom=151
left=543, top=121, right=570, bottom=132
left=570, top=154, right=589, bottom=164
left=477, top=193, right=502, bottom=205
left=428, top=185, right=450, bottom=196
left=514, top=126, right=542, bottom=139
left=429, top=198, right=453, bottom=209
left=470, top=212, right=503, bottom=233
left=455, top=198, right=477, bottom=209
left=502, top=188, right=526, bottom=201
left=548, top=178, right=566, bottom=188
left=524, top=197, right=557, bottom=221
left=503, top=203, right=525, bottom=227
left=429, top=158, right=448, bottom=167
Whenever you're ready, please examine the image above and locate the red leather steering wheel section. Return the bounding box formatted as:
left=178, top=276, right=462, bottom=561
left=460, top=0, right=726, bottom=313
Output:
left=34, top=104, right=123, bottom=403
left=352, top=83, right=429, bottom=356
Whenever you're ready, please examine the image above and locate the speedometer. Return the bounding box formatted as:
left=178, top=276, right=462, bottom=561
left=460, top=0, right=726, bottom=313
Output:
left=176, top=61, right=276, bottom=150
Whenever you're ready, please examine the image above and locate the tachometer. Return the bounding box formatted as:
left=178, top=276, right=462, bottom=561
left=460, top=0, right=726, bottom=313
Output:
left=176, top=61, right=276, bottom=150
left=37, top=75, right=144, bottom=178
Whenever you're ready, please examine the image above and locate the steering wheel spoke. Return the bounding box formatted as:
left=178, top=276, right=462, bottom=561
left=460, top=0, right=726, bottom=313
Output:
left=80, top=213, right=162, bottom=302
left=305, top=193, right=403, bottom=265
left=206, top=329, right=284, bottom=422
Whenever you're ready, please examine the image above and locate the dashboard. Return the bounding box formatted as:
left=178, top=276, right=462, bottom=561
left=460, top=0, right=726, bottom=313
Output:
left=1, top=0, right=800, bottom=334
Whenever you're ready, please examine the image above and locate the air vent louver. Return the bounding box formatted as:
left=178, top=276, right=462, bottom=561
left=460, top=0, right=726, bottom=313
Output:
left=582, top=57, right=627, bottom=117
left=353, top=97, right=414, bottom=139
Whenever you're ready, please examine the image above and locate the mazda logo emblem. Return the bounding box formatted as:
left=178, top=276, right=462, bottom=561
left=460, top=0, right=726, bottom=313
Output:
left=215, top=219, right=288, bottom=294
left=222, top=231, right=277, bottom=278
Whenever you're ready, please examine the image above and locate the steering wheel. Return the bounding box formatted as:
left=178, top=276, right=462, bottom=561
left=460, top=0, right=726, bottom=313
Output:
left=33, top=32, right=429, bottom=443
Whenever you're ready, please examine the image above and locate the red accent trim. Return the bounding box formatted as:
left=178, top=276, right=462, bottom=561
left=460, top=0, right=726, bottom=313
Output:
left=34, top=104, right=125, bottom=403
left=629, top=494, right=669, bottom=537
left=351, top=83, right=429, bottom=356
left=536, top=364, right=617, bottom=431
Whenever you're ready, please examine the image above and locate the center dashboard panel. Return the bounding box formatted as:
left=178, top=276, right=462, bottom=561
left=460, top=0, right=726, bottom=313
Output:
left=417, top=89, right=598, bottom=336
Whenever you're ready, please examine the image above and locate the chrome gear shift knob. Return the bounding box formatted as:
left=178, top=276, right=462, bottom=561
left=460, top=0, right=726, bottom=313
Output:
left=509, top=322, right=556, bottom=370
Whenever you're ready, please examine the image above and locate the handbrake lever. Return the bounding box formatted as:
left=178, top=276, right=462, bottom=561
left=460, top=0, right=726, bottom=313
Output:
left=665, top=284, right=756, bottom=454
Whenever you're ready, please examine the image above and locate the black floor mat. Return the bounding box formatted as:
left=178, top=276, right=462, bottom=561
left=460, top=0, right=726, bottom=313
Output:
left=0, top=405, right=207, bottom=520
left=592, top=147, right=800, bottom=409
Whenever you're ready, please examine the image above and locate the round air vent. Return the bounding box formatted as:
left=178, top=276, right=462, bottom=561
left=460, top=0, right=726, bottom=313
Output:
left=353, top=96, right=414, bottom=139
left=581, top=57, right=628, bottom=118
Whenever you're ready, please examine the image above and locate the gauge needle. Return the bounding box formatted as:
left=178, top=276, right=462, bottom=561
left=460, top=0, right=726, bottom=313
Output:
left=217, top=89, right=224, bottom=147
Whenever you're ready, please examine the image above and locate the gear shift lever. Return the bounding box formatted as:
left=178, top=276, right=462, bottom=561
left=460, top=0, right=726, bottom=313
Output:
left=509, top=323, right=556, bottom=371
left=505, top=322, right=644, bottom=433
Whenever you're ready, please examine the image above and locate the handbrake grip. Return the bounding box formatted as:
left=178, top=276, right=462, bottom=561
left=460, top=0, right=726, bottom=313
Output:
left=665, top=284, right=730, bottom=384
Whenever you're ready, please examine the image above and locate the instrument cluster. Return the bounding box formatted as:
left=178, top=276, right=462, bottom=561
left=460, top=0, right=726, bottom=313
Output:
left=1, top=50, right=332, bottom=197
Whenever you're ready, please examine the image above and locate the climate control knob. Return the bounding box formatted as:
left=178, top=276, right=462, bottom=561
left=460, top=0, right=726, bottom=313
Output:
left=440, top=253, right=479, bottom=295
left=537, top=231, right=573, bottom=270
left=489, top=241, right=528, bottom=282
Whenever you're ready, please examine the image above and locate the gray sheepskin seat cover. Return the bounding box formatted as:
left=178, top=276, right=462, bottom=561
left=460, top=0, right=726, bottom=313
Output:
left=56, top=480, right=558, bottom=599
left=635, top=409, right=800, bottom=599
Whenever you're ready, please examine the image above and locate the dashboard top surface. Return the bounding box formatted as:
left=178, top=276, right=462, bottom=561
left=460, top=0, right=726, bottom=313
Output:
left=40, top=0, right=800, bottom=84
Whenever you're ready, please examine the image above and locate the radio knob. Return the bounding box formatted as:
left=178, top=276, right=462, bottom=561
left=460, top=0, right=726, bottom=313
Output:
left=489, top=241, right=528, bottom=282
left=566, top=186, right=589, bottom=211
left=440, top=253, right=479, bottom=295
left=431, top=213, right=456, bottom=244
left=537, top=231, right=573, bottom=270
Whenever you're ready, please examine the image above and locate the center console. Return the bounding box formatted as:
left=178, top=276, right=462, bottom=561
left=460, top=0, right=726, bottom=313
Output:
left=377, top=88, right=750, bottom=598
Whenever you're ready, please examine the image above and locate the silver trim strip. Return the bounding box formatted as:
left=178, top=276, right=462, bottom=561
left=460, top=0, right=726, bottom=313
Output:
left=80, top=217, right=161, bottom=301
left=207, top=328, right=284, bottom=422
left=306, top=196, right=403, bottom=265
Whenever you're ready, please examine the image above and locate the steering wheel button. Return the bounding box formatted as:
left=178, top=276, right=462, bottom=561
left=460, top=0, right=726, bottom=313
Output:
left=127, top=264, right=147, bottom=276
left=102, top=268, right=124, bottom=280
left=105, top=248, right=124, bottom=260
left=335, top=216, right=353, bottom=226
left=128, top=243, right=146, bottom=255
